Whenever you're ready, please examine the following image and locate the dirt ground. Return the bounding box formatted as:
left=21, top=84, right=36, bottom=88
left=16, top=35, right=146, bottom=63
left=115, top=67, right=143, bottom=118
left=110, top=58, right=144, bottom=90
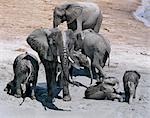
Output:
left=0, top=0, right=150, bottom=118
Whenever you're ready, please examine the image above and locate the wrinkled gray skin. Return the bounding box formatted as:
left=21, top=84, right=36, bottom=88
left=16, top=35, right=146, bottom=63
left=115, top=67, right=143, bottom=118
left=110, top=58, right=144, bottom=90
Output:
left=56, top=50, right=93, bottom=84
left=27, top=28, right=86, bottom=101
left=69, top=51, right=93, bottom=84
left=4, top=52, right=39, bottom=99
left=74, top=29, right=111, bottom=81
left=53, top=2, right=102, bottom=33
left=85, top=77, right=123, bottom=101
left=123, top=70, right=141, bottom=104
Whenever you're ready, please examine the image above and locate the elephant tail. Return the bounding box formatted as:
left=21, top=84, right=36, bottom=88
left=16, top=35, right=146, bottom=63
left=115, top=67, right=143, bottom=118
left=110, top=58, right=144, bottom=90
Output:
left=103, top=51, right=110, bottom=67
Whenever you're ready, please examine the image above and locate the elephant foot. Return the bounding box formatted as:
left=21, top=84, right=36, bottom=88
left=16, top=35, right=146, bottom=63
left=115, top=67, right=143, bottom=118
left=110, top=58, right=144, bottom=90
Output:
left=63, top=95, right=71, bottom=101
left=14, top=94, right=22, bottom=98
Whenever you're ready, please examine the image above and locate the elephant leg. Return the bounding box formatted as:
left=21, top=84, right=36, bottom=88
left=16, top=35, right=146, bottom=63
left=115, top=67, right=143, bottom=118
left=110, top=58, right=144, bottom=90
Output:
left=69, top=66, right=73, bottom=80
left=84, top=66, right=94, bottom=85
left=88, top=66, right=94, bottom=85
left=125, top=90, right=130, bottom=102
left=94, top=14, right=102, bottom=33
left=15, top=78, right=22, bottom=98
left=91, top=65, right=97, bottom=79
left=133, top=86, right=137, bottom=98
left=30, top=80, right=37, bottom=99
left=62, top=76, right=71, bottom=101
left=92, top=53, right=105, bottom=82
left=42, top=60, right=56, bottom=101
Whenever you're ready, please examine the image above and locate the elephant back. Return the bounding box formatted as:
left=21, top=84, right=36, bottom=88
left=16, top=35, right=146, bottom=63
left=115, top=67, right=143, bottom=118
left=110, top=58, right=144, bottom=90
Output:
left=85, top=84, right=102, bottom=97
left=83, top=29, right=111, bottom=54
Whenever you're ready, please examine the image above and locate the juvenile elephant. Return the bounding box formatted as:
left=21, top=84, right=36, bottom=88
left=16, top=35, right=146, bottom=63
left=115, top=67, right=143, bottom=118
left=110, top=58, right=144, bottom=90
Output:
left=123, top=70, right=141, bottom=104
left=53, top=2, right=102, bottom=33
left=55, top=50, right=93, bottom=85
left=4, top=52, right=39, bottom=99
left=69, top=51, right=93, bottom=84
left=27, top=28, right=86, bottom=101
left=85, top=77, right=123, bottom=101
left=74, top=29, right=111, bottom=82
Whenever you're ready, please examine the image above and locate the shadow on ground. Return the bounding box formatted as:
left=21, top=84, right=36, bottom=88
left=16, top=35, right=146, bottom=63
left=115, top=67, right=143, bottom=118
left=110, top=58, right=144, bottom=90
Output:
left=35, top=83, right=70, bottom=111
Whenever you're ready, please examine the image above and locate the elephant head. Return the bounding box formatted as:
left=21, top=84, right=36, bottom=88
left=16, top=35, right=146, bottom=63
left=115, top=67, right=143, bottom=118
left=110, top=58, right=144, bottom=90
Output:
left=53, top=4, right=82, bottom=27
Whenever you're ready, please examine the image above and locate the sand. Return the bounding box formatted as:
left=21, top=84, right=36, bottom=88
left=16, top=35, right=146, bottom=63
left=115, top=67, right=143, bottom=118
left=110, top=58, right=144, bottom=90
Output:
left=0, top=0, right=150, bottom=117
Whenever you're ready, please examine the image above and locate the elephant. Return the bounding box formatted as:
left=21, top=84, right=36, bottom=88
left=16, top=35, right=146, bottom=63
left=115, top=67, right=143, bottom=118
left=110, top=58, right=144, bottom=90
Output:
left=123, top=70, right=141, bottom=104
left=69, top=50, right=93, bottom=84
left=84, top=77, right=123, bottom=101
left=4, top=52, right=39, bottom=99
left=74, top=29, right=111, bottom=82
left=53, top=2, right=102, bottom=33
left=27, top=28, right=87, bottom=101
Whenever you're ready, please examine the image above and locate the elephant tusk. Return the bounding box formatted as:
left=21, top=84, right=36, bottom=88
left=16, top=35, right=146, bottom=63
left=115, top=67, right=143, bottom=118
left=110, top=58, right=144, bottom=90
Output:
left=56, top=71, right=61, bottom=81
left=21, top=84, right=26, bottom=94
left=68, top=56, right=75, bottom=63
left=57, top=56, right=61, bottom=63
left=81, top=32, right=85, bottom=40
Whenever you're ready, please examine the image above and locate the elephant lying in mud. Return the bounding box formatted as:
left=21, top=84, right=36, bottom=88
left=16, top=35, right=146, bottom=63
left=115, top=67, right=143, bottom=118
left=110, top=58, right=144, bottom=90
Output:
left=74, top=29, right=111, bottom=82
left=53, top=2, right=102, bottom=33
left=123, top=70, right=141, bottom=104
left=84, top=77, right=123, bottom=102
left=4, top=52, right=39, bottom=99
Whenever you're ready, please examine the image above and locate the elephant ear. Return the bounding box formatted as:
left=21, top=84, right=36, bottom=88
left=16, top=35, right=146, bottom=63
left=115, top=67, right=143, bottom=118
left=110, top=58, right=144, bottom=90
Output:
left=134, top=71, right=141, bottom=79
left=65, top=29, right=76, bottom=50
left=27, top=28, right=54, bottom=61
left=65, top=5, right=82, bottom=24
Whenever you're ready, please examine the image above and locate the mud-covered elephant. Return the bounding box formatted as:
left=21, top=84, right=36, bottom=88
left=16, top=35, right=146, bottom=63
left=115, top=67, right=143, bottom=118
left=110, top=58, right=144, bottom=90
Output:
left=53, top=2, right=102, bottom=33
left=4, top=52, right=39, bottom=99
left=84, top=77, right=123, bottom=101
left=74, top=29, right=111, bottom=82
left=27, top=28, right=86, bottom=101
left=123, top=70, right=141, bottom=104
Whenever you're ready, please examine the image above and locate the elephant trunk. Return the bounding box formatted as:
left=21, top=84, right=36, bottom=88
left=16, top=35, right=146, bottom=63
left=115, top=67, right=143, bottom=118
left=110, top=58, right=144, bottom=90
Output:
left=128, top=81, right=135, bottom=104
left=53, top=19, right=57, bottom=28
left=53, top=14, right=61, bottom=28
left=60, top=46, right=87, bottom=88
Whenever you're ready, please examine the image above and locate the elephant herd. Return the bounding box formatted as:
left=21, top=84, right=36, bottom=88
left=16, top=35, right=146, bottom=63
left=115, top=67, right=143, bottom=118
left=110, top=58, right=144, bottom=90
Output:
left=4, top=2, right=141, bottom=105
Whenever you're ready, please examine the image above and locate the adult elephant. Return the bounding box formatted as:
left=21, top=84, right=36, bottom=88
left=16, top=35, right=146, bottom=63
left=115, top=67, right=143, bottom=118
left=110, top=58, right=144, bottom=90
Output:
left=27, top=28, right=86, bottom=101
left=53, top=2, right=102, bottom=33
left=74, top=29, right=111, bottom=82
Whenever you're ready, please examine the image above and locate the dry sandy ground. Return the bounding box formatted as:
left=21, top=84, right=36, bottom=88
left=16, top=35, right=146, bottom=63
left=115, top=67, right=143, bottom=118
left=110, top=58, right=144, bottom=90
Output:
left=0, top=0, right=150, bottom=118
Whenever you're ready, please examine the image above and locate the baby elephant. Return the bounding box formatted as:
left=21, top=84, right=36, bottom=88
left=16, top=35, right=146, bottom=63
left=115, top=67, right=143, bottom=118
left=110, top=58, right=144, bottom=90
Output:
left=70, top=51, right=93, bottom=84
left=123, top=70, right=141, bottom=104
left=4, top=52, right=39, bottom=99
left=84, top=77, right=123, bottom=102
